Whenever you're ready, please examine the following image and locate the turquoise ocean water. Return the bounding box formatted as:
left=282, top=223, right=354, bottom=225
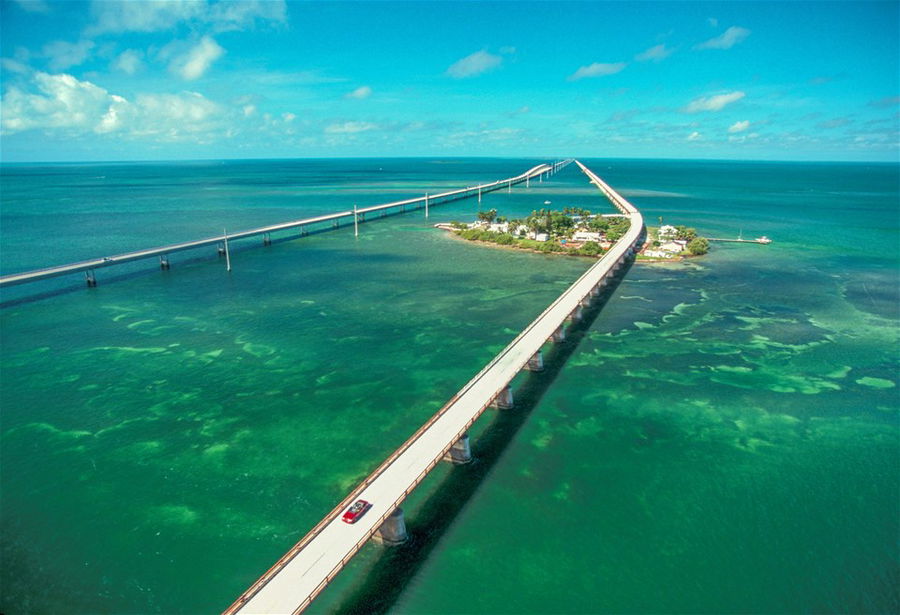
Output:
left=1, top=158, right=897, bottom=614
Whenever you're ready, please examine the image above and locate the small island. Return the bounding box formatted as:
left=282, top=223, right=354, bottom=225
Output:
left=436, top=208, right=709, bottom=260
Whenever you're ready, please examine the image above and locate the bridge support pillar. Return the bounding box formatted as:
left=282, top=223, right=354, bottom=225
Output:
left=85, top=270, right=97, bottom=287
left=263, top=233, right=271, bottom=246
left=159, top=255, right=170, bottom=270
left=491, top=385, right=514, bottom=409
left=551, top=326, right=566, bottom=343
left=217, top=243, right=226, bottom=257
left=566, top=305, right=583, bottom=324
left=374, top=508, right=408, bottom=546
left=590, top=285, right=602, bottom=297
left=526, top=350, right=544, bottom=372
left=443, top=433, right=472, bottom=464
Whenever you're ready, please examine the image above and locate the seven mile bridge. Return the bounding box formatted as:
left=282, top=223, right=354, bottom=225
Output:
left=223, top=159, right=646, bottom=615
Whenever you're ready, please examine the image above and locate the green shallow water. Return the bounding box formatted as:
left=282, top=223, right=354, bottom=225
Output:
left=1, top=159, right=897, bottom=614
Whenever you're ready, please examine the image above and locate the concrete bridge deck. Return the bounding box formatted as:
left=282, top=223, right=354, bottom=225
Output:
left=0, top=161, right=565, bottom=289
left=223, top=159, right=644, bottom=615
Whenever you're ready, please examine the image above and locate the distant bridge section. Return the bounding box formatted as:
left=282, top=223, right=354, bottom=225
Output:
left=223, top=159, right=644, bottom=615
left=0, top=161, right=569, bottom=290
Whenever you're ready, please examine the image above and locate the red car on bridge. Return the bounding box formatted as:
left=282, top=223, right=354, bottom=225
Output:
left=342, top=499, right=371, bottom=524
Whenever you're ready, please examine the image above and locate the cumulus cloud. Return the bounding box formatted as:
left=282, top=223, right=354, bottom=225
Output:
left=446, top=50, right=503, bottom=79
left=568, top=62, right=626, bottom=80
left=695, top=26, right=751, bottom=50
left=324, top=121, right=378, bottom=134
left=728, top=120, right=750, bottom=133
left=346, top=85, right=372, bottom=99
left=113, top=49, right=143, bottom=75
left=169, top=36, right=224, bottom=80
left=684, top=91, right=745, bottom=112
left=687, top=131, right=702, bottom=141
left=43, top=39, right=95, bottom=71
left=1, top=71, right=222, bottom=141
left=87, top=0, right=286, bottom=35
left=635, top=44, right=674, bottom=62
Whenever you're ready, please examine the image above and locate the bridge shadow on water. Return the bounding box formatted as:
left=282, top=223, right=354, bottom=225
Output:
left=335, top=255, right=636, bottom=615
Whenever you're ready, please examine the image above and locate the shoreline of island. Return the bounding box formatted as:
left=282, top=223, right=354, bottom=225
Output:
left=434, top=207, right=710, bottom=263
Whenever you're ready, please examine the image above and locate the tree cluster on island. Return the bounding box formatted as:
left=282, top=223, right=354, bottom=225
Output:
left=645, top=223, right=709, bottom=257
left=445, top=209, right=710, bottom=260
left=449, top=207, right=631, bottom=257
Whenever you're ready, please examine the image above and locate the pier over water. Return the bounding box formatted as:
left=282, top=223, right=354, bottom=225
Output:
left=223, top=160, right=645, bottom=614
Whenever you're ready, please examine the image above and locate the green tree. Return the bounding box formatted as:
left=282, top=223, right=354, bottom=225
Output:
left=675, top=225, right=697, bottom=241
left=476, top=209, right=497, bottom=224
left=588, top=216, right=610, bottom=232
left=687, top=237, right=709, bottom=255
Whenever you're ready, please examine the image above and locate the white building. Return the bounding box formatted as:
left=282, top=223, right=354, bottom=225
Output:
left=644, top=250, right=674, bottom=258
left=572, top=231, right=603, bottom=242
left=659, top=241, right=685, bottom=253
left=534, top=232, right=550, bottom=242
left=658, top=225, right=678, bottom=240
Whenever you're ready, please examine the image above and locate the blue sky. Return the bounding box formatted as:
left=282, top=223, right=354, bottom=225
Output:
left=1, top=0, right=897, bottom=162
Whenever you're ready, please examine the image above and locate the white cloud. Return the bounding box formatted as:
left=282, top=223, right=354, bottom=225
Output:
left=112, top=49, right=143, bottom=75
left=635, top=44, right=674, bottom=62
left=324, top=121, right=378, bottom=134
left=728, top=120, right=750, bottom=133
left=2, top=72, right=111, bottom=132
left=687, top=131, right=702, bottom=141
left=446, top=50, right=503, bottom=79
left=242, top=105, right=256, bottom=117
left=12, top=0, right=50, bottom=13
left=170, top=36, right=224, bottom=80
left=1, top=58, right=31, bottom=74
left=208, top=0, right=287, bottom=32
left=346, top=85, right=372, bottom=100
left=88, top=0, right=203, bottom=34
left=707, top=17, right=718, bottom=28
left=695, top=26, right=751, bottom=50
left=684, top=91, right=745, bottom=112
left=42, top=39, right=95, bottom=71
left=568, top=62, right=627, bottom=81
left=282, top=112, right=295, bottom=122
left=1, top=71, right=223, bottom=142
left=87, top=0, right=286, bottom=35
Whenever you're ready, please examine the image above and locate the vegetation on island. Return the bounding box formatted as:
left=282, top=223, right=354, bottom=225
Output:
left=449, top=207, right=630, bottom=257
left=445, top=210, right=709, bottom=261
